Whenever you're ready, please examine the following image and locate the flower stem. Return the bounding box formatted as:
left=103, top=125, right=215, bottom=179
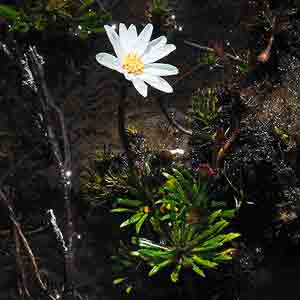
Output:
left=157, top=96, right=192, bottom=136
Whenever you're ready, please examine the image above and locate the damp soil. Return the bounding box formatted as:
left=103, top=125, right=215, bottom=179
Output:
left=1, top=1, right=300, bottom=300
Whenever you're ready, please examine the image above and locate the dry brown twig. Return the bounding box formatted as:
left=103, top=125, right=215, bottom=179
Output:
left=184, top=40, right=247, bottom=63
left=257, top=16, right=276, bottom=63
left=0, top=189, right=56, bottom=300
left=14, top=224, right=32, bottom=300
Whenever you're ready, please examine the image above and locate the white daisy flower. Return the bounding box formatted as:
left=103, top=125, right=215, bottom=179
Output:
left=96, top=23, right=179, bottom=98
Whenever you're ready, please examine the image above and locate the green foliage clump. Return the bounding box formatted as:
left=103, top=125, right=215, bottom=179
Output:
left=192, top=88, right=220, bottom=128
left=80, top=148, right=134, bottom=205
left=81, top=131, right=168, bottom=207
left=131, top=169, right=238, bottom=281
left=151, top=0, right=170, bottom=15
left=111, top=167, right=240, bottom=287
left=110, top=156, right=162, bottom=234
left=0, top=0, right=111, bottom=37
left=81, top=130, right=239, bottom=292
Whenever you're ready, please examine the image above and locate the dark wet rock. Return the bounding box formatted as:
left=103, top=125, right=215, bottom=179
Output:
left=224, top=121, right=294, bottom=195
left=222, top=120, right=300, bottom=241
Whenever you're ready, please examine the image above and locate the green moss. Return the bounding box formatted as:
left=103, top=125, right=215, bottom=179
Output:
left=0, top=1, right=111, bottom=37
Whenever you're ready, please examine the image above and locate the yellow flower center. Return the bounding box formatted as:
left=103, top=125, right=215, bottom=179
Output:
left=122, top=53, right=144, bottom=75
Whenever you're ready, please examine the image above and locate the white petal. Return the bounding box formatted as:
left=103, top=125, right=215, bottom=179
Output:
left=119, top=23, right=129, bottom=51
left=127, top=24, right=138, bottom=42
left=132, top=78, right=148, bottom=97
left=149, top=36, right=167, bottom=48
left=144, top=63, right=179, bottom=76
left=140, top=74, right=173, bottom=93
left=143, top=36, right=167, bottom=56
left=133, top=24, right=153, bottom=56
left=119, top=24, right=138, bottom=53
left=95, top=53, right=122, bottom=72
left=124, top=73, right=135, bottom=81
left=142, top=44, right=176, bottom=64
left=104, top=25, right=124, bottom=60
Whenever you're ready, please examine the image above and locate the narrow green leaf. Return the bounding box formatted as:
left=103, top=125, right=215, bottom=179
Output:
left=160, top=214, right=171, bottom=221
left=139, top=249, right=176, bottom=260
left=135, top=213, right=148, bottom=234
left=110, top=208, right=135, bottom=213
left=148, top=259, right=173, bottom=277
left=214, top=254, right=233, bottom=262
left=137, top=238, right=170, bottom=250
left=171, top=263, right=182, bottom=283
left=192, top=255, right=218, bottom=268
left=139, top=249, right=165, bottom=258
left=202, top=234, right=226, bottom=247
left=199, top=232, right=240, bottom=251
left=194, top=219, right=229, bottom=242
left=186, top=225, right=196, bottom=241
left=192, top=244, right=223, bottom=252
left=116, top=198, right=143, bottom=207
left=113, top=277, right=125, bottom=285
left=221, top=209, right=236, bottom=218
left=208, top=209, right=222, bottom=224
left=120, top=212, right=143, bottom=228
left=126, top=286, right=133, bottom=294
left=173, top=169, right=191, bottom=193
left=223, top=232, right=241, bottom=242
left=179, top=168, right=194, bottom=183
left=214, top=248, right=235, bottom=262
left=191, top=262, right=206, bottom=277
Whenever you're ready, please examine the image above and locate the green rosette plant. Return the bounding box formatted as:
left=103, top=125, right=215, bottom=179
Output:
left=113, top=168, right=240, bottom=283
